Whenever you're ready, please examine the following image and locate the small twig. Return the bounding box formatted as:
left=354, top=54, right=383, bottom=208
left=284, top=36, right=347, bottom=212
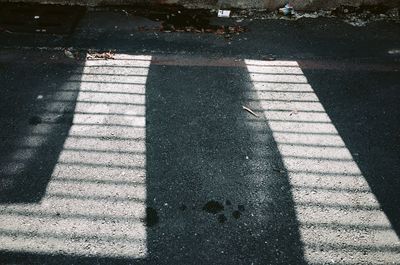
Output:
left=86, top=50, right=115, bottom=60
left=273, top=168, right=286, bottom=173
left=0, top=27, right=13, bottom=34
left=122, top=9, right=129, bottom=16
left=242, top=105, right=259, bottom=118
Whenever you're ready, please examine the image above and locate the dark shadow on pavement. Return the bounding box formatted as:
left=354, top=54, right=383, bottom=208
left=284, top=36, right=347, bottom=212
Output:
left=144, top=58, right=306, bottom=264
left=0, top=55, right=306, bottom=264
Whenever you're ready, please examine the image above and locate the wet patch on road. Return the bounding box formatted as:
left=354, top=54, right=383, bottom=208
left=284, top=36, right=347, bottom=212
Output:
left=232, top=210, right=241, bottom=219
left=217, top=214, right=227, bottom=224
left=203, top=200, right=246, bottom=223
left=203, top=200, right=224, bottom=214
left=179, top=204, right=187, bottom=211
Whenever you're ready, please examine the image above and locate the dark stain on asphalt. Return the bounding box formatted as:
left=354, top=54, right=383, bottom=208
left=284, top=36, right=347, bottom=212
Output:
left=218, top=214, right=227, bottom=224
left=225, top=199, right=232, bottom=206
left=203, top=200, right=224, bottom=214
left=238, top=205, right=245, bottom=212
left=28, top=115, right=41, bottom=125
left=145, top=207, right=159, bottom=227
left=232, top=210, right=241, bottom=219
left=179, top=204, right=187, bottom=211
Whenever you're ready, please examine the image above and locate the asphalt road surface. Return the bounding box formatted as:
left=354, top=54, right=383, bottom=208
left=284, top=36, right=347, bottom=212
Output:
left=0, top=5, right=399, bottom=265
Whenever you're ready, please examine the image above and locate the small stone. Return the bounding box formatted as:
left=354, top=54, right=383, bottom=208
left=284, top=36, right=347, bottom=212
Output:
left=64, top=50, right=75, bottom=59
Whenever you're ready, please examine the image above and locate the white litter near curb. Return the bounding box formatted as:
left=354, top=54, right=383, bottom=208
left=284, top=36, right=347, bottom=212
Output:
left=218, top=10, right=231, bottom=18
left=388, top=49, right=400, bottom=55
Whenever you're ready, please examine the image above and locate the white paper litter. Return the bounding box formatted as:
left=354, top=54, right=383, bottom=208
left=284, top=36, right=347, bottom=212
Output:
left=218, top=10, right=231, bottom=18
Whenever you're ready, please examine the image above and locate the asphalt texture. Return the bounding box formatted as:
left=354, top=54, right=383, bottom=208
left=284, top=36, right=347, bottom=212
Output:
left=0, top=5, right=400, bottom=265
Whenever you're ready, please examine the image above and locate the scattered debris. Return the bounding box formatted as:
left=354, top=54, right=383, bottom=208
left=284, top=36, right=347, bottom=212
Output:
left=64, top=49, right=75, bottom=59
left=87, top=50, right=115, bottom=60
left=218, top=10, right=231, bottom=18
left=242, top=106, right=259, bottom=118
left=319, top=6, right=399, bottom=27
left=36, top=95, right=43, bottom=100
left=203, top=200, right=224, bottom=214
left=344, top=17, right=368, bottom=27
left=138, top=24, right=245, bottom=38
left=289, top=109, right=298, bottom=116
left=128, top=6, right=246, bottom=39
left=387, top=8, right=399, bottom=18
left=388, top=49, right=400, bottom=55
left=279, top=3, right=295, bottom=16
left=34, top=15, right=40, bottom=19
left=228, top=6, right=399, bottom=27
left=295, top=12, right=321, bottom=19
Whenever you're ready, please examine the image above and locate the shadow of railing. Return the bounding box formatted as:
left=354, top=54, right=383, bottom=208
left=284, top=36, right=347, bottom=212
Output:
left=244, top=59, right=400, bottom=264
left=0, top=55, right=151, bottom=262
left=1, top=54, right=398, bottom=265
left=298, top=63, right=400, bottom=238
left=0, top=54, right=307, bottom=264
left=0, top=58, right=83, bottom=203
